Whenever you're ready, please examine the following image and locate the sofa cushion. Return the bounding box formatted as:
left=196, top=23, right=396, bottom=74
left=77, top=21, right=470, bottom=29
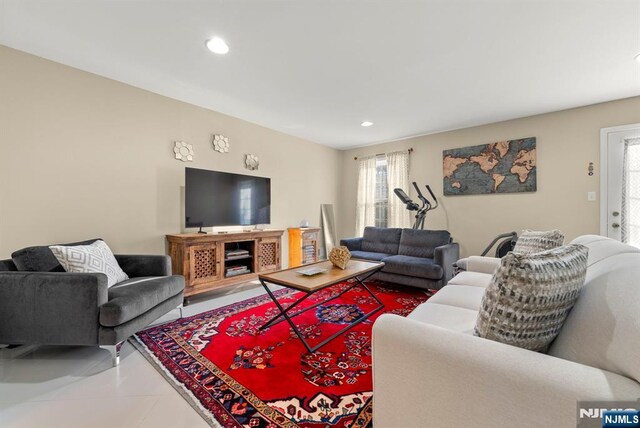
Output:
left=549, top=240, right=640, bottom=383
left=474, top=244, right=588, bottom=352
left=11, top=238, right=100, bottom=272
left=428, top=284, right=486, bottom=311
left=453, top=257, right=468, bottom=271
left=350, top=250, right=393, bottom=262
left=408, top=302, right=478, bottom=334
left=512, top=229, right=564, bottom=254
left=398, top=229, right=451, bottom=258
left=382, top=255, right=443, bottom=280
left=0, top=259, right=17, bottom=271
left=447, top=271, right=493, bottom=288
left=361, top=227, right=402, bottom=255
left=50, top=240, right=129, bottom=287
left=100, top=276, right=184, bottom=327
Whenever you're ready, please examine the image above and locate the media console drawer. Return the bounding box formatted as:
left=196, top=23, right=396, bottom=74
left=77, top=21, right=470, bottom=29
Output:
left=167, top=230, right=284, bottom=302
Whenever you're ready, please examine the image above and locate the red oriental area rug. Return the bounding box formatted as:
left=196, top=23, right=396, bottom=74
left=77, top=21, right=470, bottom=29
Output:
left=132, top=280, right=430, bottom=428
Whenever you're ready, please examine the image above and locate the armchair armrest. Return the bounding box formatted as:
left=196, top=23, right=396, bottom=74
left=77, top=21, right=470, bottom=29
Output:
left=340, top=237, right=363, bottom=252
left=373, top=315, right=640, bottom=428
left=434, top=242, right=459, bottom=283
left=0, top=271, right=108, bottom=345
left=467, top=255, right=501, bottom=274
left=115, top=254, right=172, bottom=277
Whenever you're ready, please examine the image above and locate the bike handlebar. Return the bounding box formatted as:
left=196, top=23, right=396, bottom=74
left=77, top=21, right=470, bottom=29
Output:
left=412, top=182, right=423, bottom=198
left=425, top=185, right=437, bottom=203
left=394, top=188, right=420, bottom=211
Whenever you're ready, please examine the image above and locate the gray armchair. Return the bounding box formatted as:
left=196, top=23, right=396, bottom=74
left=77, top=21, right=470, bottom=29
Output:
left=0, top=252, right=184, bottom=366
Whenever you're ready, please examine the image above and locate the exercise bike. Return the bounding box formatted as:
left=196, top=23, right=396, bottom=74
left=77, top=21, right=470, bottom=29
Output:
left=393, top=182, right=439, bottom=229
left=480, top=231, right=518, bottom=258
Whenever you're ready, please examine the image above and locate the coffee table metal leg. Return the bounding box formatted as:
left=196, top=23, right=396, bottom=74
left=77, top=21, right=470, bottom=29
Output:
left=307, top=302, right=384, bottom=353
left=258, top=266, right=385, bottom=354
left=259, top=276, right=367, bottom=331
left=353, top=273, right=385, bottom=308
left=258, top=279, right=315, bottom=353
left=258, top=282, right=312, bottom=331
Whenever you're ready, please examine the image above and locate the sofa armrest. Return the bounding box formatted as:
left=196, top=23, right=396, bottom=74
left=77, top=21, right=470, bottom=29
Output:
left=467, top=255, right=501, bottom=274
left=0, top=271, right=108, bottom=345
left=373, top=314, right=640, bottom=428
left=115, top=254, right=172, bottom=277
left=339, top=237, right=363, bottom=252
left=434, top=242, right=459, bottom=283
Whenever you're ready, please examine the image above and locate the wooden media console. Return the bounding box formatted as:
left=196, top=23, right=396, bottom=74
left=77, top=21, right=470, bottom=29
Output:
left=166, top=230, right=284, bottom=302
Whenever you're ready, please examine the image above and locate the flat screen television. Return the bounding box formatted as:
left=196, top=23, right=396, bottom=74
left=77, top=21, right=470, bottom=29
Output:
left=185, top=167, right=271, bottom=228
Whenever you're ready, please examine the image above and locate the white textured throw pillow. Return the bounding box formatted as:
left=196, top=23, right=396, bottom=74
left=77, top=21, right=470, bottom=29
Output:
left=49, top=240, right=128, bottom=287
left=474, top=244, right=588, bottom=352
left=512, top=229, right=564, bottom=254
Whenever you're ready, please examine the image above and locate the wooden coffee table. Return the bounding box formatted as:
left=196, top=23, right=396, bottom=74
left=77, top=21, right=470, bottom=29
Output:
left=258, top=259, right=385, bottom=353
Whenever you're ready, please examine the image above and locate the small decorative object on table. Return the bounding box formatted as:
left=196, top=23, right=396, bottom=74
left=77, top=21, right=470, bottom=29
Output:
left=329, top=246, right=351, bottom=269
left=296, top=267, right=327, bottom=276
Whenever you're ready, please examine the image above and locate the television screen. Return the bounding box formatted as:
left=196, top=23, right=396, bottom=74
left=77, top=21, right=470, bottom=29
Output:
left=185, top=167, right=271, bottom=227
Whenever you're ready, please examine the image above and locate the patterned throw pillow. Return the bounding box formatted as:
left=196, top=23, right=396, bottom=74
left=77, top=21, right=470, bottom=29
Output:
left=474, top=244, right=588, bottom=352
left=512, top=229, right=564, bottom=254
left=49, top=240, right=129, bottom=287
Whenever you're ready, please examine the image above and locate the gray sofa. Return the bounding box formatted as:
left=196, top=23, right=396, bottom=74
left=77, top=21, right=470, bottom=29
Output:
left=0, top=239, right=184, bottom=366
left=340, top=227, right=459, bottom=290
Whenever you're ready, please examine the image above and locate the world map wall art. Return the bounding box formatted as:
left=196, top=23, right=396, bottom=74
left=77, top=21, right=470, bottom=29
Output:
left=443, top=137, right=536, bottom=195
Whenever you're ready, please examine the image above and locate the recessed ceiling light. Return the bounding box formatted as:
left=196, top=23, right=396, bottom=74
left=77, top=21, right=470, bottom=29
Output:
left=361, top=121, right=374, bottom=127
left=635, top=53, right=640, bottom=63
left=206, top=37, right=229, bottom=55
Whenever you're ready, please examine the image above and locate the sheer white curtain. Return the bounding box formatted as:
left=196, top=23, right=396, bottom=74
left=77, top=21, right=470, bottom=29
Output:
left=621, top=137, right=640, bottom=246
left=355, top=155, right=377, bottom=236
left=386, top=150, right=412, bottom=228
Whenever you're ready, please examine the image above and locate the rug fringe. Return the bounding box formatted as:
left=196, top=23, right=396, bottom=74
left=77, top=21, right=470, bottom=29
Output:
left=129, top=335, right=224, bottom=428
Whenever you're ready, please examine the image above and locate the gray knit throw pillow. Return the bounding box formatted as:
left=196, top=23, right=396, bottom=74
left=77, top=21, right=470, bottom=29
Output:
left=474, top=244, right=588, bottom=351
left=512, top=229, right=564, bottom=254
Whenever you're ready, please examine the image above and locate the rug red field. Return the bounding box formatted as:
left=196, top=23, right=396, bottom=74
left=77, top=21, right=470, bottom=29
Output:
left=133, top=280, right=430, bottom=428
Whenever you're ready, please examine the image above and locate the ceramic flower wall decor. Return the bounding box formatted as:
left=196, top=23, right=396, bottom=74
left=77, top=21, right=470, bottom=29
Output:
left=212, top=134, right=230, bottom=153
left=245, top=154, right=259, bottom=170
left=174, top=141, right=194, bottom=162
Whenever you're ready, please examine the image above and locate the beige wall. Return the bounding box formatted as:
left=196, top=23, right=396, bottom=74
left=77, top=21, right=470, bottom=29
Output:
left=0, top=46, right=342, bottom=261
left=4, top=44, right=640, bottom=263
left=341, top=97, right=640, bottom=257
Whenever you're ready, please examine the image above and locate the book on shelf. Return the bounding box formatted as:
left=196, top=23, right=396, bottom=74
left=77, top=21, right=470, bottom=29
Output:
left=226, top=249, right=249, bottom=256
left=226, top=254, right=251, bottom=260
left=226, top=269, right=245, bottom=273
left=226, top=270, right=250, bottom=278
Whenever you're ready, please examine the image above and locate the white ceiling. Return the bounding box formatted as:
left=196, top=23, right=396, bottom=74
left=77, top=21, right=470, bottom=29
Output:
left=1, top=0, right=639, bottom=149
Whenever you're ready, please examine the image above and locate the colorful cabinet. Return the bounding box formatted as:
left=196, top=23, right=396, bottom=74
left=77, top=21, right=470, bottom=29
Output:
left=288, top=227, right=320, bottom=268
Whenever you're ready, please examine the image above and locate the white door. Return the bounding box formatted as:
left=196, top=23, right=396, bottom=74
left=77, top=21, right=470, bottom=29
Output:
left=601, top=124, right=640, bottom=246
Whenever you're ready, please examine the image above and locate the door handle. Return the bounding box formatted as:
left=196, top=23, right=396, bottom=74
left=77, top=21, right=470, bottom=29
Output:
left=612, top=223, right=620, bottom=229
left=612, top=211, right=620, bottom=217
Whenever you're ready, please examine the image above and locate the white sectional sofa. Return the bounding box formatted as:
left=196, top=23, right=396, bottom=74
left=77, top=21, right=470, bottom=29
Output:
left=372, top=235, right=640, bottom=427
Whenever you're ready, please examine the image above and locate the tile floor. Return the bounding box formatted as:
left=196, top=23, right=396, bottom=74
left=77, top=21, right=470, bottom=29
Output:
left=0, top=281, right=272, bottom=428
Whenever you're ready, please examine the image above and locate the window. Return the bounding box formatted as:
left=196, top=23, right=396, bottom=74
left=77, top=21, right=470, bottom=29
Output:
left=374, top=155, right=388, bottom=228
left=356, top=151, right=410, bottom=235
